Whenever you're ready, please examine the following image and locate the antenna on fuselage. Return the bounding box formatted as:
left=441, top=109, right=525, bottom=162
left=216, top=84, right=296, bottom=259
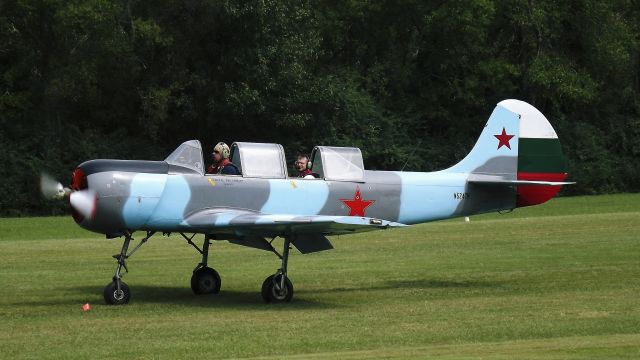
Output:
left=400, top=140, right=421, bottom=172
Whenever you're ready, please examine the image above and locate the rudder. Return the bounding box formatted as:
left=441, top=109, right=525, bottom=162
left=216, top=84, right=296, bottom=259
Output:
left=504, top=100, right=569, bottom=207
left=445, top=99, right=570, bottom=208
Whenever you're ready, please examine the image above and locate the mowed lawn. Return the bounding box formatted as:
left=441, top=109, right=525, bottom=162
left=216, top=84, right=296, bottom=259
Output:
left=0, top=194, right=639, bottom=359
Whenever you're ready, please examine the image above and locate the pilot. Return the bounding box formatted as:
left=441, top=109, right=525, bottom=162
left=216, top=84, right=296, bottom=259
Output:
left=207, top=142, right=240, bottom=175
left=295, top=155, right=315, bottom=179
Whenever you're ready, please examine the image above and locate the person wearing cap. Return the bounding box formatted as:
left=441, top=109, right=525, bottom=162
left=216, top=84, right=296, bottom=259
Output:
left=295, top=154, right=315, bottom=179
left=206, top=142, right=240, bottom=175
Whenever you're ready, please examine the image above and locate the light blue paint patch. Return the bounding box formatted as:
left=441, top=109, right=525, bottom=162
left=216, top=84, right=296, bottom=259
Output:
left=333, top=216, right=369, bottom=225
left=397, top=172, right=467, bottom=224
left=123, top=173, right=167, bottom=229
left=252, top=214, right=294, bottom=225
left=214, top=212, right=240, bottom=227
left=261, top=179, right=329, bottom=215
left=446, top=105, right=520, bottom=173
left=146, top=175, right=191, bottom=229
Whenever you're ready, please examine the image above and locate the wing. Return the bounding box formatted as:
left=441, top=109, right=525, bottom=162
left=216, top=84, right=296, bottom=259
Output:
left=181, top=207, right=407, bottom=235
left=179, top=208, right=408, bottom=254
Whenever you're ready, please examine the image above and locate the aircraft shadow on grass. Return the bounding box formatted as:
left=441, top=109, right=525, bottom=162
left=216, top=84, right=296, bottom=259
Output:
left=304, top=278, right=505, bottom=295
left=65, top=285, right=338, bottom=309
left=12, top=278, right=503, bottom=309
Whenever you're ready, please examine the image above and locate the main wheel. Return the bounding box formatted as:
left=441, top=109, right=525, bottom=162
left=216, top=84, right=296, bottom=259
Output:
left=191, top=267, right=221, bottom=294
left=261, top=274, right=294, bottom=303
left=104, top=281, right=131, bottom=305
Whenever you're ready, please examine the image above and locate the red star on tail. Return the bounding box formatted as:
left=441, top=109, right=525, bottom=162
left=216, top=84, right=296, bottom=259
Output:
left=340, top=186, right=375, bottom=217
left=494, top=127, right=515, bottom=150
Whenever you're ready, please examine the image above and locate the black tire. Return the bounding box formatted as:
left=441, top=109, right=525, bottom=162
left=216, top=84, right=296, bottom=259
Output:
left=103, top=281, right=131, bottom=305
left=261, top=274, right=294, bottom=303
left=190, top=267, right=221, bottom=294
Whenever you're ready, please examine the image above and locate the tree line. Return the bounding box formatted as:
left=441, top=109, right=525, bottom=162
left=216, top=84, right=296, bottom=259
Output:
left=1, top=0, right=639, bottom=216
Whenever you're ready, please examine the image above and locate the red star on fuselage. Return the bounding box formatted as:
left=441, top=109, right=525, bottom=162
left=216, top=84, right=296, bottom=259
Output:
left=340, top=186, right=375, bottom=217
left=494, top=127, right=515, bottom=150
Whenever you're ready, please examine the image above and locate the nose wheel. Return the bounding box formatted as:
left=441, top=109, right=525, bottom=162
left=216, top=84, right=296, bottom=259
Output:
left=104, top=280, right=131, bottom=305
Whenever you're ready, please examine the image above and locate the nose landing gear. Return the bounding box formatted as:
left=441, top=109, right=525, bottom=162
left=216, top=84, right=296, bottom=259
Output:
left=103, top=231, right=154, bottom=305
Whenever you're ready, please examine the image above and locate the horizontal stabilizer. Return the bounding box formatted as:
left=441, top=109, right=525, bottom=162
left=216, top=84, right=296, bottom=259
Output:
left=468, top=174, right=575, bottom=186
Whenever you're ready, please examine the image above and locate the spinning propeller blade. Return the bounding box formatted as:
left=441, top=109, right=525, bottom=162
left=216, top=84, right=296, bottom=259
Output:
left=69, top=190, right=97, bottom=219
left=40, top=173, right=65, bottom=199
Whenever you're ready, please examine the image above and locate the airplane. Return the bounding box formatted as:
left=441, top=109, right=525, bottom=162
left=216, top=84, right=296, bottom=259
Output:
left=41, top=99, right=573, bottom=305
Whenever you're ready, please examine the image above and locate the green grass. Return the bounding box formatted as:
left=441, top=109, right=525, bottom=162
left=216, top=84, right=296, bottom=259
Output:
left=0, top=194, right=639, bottom=359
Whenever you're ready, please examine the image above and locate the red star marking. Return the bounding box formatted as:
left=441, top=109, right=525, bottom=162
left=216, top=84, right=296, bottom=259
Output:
left=494, top=127, right=515, bottom=150
left=340, top=186, right=375, bottom=217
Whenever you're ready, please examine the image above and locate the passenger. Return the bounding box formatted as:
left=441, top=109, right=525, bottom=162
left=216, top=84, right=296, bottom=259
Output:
left=295, top=154, right=315, bottom=179
left=207, top=142, right=240, bottom=175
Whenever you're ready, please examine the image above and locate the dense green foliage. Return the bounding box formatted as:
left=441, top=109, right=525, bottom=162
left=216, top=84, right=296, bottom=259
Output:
left=1, top=194, right=639, bottom=358
left=1, top=1, right=639, bottom=215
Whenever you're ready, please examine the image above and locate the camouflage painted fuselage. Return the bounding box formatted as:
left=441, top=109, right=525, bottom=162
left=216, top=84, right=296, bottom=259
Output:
left=74, top=99, right=569, bottom=237
left=79, top=166, right=508, bottom=235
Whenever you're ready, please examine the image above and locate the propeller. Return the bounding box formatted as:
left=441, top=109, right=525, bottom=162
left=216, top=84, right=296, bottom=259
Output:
left=40, top=173, right=96, bottom=219
left=40, top=172, right=66, bottom=200
left=69, top=189, right=97, bottom=218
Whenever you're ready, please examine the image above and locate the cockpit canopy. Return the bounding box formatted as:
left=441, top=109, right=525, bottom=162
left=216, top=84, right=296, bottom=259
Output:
left=165, top=140, right=366, bottom=182
left=230, top=142, right=287, bottom=178
left=310, top=146, right=365, bottom=182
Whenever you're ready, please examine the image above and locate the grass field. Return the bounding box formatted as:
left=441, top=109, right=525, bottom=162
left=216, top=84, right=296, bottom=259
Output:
left=0, top=194, right=639, bottom=359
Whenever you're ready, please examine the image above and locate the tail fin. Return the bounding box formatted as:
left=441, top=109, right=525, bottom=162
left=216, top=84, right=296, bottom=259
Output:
left=446, top=99, right=571, bottom=207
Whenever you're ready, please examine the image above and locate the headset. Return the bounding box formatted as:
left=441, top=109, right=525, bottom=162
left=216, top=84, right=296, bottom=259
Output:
left=296, top=155, right=312, bottom=170
left=214, top=142, right=230, bottom=159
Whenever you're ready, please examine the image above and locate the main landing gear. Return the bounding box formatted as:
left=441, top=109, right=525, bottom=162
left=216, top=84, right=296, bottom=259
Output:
left=103, top=232, right=297, bottom=305
left=261, top=236, right=294, bottom=303
left=182, top=233, right=295, bottom=303
left=181, top=234, right=221, bottom=295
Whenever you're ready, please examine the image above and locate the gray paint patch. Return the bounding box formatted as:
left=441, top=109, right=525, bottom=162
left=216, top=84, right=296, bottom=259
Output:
left=470, top=156, right=517, bottom=179
left=318, top=171, right=402, bottom=222
left=84, top=171, right=132, bottom=234
left=454, top=156, right=518, bottom=215
left=183, top=175, right=271, bottom=218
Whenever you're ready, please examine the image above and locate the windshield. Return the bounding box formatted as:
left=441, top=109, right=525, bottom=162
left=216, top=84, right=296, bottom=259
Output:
left=165, top=140, right=204, bottom=175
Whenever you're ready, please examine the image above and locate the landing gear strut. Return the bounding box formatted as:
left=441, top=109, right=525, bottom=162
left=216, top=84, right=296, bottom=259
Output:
left=181, top=234, right=221, bottom=295
left=261, top=235, right=294, bottom=303
left=104, top=231, right=154, bottom=305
